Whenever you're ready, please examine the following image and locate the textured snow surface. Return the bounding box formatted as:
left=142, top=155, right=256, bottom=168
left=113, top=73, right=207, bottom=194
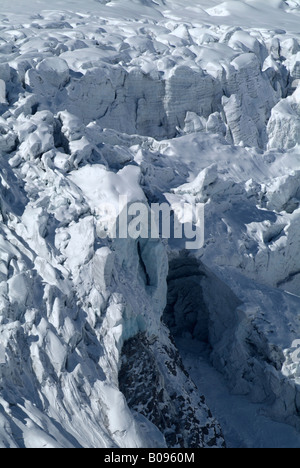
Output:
left=1, top=0, right=300, bottom=448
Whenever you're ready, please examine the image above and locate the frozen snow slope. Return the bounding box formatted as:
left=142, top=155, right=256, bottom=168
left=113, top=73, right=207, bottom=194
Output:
left=1, top=0, right=300, bottom=448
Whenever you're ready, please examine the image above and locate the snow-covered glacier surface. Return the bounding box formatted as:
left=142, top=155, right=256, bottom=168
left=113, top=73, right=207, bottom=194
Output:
left=2, top=0, right=300, bottom=448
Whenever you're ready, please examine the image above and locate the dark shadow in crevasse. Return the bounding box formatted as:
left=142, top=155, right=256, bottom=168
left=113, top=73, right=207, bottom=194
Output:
left=163, top=252, right=209, bottom=343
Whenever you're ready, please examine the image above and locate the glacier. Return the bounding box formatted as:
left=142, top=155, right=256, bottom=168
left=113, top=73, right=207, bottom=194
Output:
left=1, top=0, right=300, bottom=448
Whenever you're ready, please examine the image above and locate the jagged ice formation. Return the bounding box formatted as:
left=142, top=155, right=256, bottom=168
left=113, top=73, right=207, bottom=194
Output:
left=1, top=0, right=300, bottom=448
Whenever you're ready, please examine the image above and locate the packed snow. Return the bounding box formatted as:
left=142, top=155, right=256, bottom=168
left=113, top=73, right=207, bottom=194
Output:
left=1, top=0, right=300, bottom=449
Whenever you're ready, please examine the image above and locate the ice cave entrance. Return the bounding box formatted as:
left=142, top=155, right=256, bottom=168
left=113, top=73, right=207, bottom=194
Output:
left=163, top=253, right=210, bottom=344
